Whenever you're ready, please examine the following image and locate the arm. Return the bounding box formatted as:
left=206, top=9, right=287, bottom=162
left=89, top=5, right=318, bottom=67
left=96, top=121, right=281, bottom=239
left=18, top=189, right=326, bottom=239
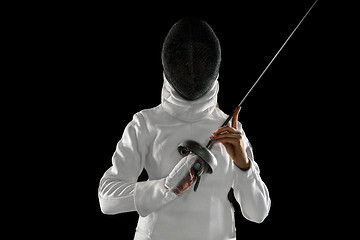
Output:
left=98, top=113, right=200, bottom=217
left=98, top=113, right=147, bottom=215
left=232, top=132, right=271, bottom=223
left=98, top=113, right=176, bottom=216
left=210, top=107, right=270, bottom=223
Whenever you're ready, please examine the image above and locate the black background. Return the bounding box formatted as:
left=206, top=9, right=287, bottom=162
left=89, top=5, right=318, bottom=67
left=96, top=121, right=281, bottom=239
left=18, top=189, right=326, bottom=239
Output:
left=15, top=0, right=351, bottom=239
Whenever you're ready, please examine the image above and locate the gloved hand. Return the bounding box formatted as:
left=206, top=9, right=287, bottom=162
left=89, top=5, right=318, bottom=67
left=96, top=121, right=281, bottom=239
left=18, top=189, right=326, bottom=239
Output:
left=164, top=154, right=205, bottom=195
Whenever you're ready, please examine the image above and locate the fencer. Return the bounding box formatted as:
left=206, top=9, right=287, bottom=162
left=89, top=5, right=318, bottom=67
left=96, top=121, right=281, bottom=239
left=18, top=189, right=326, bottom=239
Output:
left=98, top=17, right=271, bottom=240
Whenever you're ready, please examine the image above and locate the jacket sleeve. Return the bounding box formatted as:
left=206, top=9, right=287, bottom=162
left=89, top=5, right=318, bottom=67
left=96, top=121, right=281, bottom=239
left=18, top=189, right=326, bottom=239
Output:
left=232, top=127, right=271, bottom=223
left=98, top=113, right=177, bottom=217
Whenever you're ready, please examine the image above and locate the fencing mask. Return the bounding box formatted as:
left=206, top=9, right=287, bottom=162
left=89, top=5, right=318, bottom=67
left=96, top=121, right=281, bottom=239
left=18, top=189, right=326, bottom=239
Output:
left=161, top=17, right=221, bottom=101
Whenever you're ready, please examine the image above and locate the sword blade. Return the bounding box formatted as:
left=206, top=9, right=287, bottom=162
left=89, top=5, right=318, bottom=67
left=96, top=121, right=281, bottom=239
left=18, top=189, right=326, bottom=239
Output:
left=196, top=1, right=318, bottom=191
left=220, top=0, right=318, bottom=129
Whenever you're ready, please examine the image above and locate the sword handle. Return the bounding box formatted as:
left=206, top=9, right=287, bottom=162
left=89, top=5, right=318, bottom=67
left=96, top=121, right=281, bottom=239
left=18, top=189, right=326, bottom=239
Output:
left=194, top=175, right=201, bottom=191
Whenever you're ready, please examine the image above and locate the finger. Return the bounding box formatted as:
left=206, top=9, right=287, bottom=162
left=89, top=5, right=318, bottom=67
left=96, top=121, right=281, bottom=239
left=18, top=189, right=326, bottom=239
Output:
left=232, top=106, right=241, bottom=130
left=211, top=132, right=241, bottom=140
left=213, top=126, right=240, bottom=136
left=211, top=137, right=239, bottom=145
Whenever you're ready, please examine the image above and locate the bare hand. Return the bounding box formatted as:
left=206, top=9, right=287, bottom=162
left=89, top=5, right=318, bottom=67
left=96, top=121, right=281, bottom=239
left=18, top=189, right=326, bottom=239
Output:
left=210, top=107, right=250, bottom=170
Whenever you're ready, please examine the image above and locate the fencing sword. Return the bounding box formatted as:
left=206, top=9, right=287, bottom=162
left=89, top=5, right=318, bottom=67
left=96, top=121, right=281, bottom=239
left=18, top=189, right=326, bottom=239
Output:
left=209, top=0, right=318, bottom=145
left=185, top=0, right=318, bottom=191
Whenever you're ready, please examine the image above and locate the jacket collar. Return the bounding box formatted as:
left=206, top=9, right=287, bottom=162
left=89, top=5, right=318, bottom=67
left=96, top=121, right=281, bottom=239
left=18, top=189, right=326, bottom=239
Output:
left=161, top=73, right=219, bottom=122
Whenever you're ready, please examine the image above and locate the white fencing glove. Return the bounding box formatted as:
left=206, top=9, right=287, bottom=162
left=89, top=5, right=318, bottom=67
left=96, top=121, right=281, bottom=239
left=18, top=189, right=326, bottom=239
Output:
left=164, top=154, right=205, bottom=195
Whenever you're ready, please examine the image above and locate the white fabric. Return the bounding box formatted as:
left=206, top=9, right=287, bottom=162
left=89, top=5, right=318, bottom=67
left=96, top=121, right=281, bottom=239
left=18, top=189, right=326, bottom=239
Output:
left=161, top=74, right=219, bottom=122
left=164, top=153, right=199, bottom=193
left=98, top=75, right=271, bottom=240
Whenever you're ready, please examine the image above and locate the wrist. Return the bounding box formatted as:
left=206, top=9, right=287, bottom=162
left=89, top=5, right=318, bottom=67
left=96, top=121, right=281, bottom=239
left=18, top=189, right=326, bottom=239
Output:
left=234, top=157, right=250, bottom=171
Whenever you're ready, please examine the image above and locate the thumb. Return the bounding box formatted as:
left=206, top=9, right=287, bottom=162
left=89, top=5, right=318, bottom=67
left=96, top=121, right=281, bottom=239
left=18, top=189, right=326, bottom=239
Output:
left=231, top=106, right=242, bottom=129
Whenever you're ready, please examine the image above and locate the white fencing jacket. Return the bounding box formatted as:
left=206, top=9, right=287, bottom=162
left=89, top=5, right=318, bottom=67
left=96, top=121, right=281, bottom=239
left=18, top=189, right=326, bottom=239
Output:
left=98, top=76, right=271, bottom=240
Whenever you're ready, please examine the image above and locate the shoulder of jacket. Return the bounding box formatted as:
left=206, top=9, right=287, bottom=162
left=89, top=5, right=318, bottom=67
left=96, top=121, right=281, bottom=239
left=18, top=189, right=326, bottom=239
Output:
left=131, top=105, right=164, bottom=129
left=135, top=105, right=161, bottom=120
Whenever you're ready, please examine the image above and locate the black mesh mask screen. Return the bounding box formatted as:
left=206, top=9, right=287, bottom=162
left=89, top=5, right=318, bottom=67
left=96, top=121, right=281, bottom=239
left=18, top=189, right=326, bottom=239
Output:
left=161, top=17, right=221, bottom=101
